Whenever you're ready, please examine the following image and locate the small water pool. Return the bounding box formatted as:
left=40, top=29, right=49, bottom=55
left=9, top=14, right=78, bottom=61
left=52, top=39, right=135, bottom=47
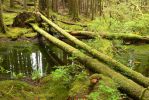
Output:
left=0, top=41, right=67, bottom=80
left=114, top=44, right=149, bottom=77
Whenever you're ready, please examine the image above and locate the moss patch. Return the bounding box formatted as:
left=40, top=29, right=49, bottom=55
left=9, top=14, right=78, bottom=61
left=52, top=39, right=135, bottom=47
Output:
left=0, top=80, right=38, bottom=100
left=23, top=32, right=37, bottom=38
left=6, top=27, right=33, bottom=39
left=3, top=12, right=17, bottom=25
left=84, top=38, right=113, bottom=57
left=88, top=74, right=121, bottom=100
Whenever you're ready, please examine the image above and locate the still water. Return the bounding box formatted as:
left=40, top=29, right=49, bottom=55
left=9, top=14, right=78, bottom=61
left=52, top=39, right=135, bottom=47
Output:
left=0, top=41, right=67, bottom=79
left=114, top=44, right=149, bottom=77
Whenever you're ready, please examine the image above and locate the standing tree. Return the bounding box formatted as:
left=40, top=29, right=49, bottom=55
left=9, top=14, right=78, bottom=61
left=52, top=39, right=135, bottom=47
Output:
left=0, top=0, right=6, bottom=33
left=23, top=0, right=27, bottom=9
left=52, top=0, right=58, bottom=12
left=34, top=0, right=39, bottom=12
left=10, top=0, right=14, bottom=8
left=71, top=0, right=79, bottom=21
left=39, top=0, right=50, bottom=17
left=91, top=0, right=95, bottom=20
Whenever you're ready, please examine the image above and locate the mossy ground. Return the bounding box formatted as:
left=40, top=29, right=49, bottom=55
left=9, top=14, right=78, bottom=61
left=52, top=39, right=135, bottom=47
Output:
left=0, top=62, right=121, bottom=100
left=0, top=80, right=38, bottom=100
left=0, top=12, right=37, bottom=39
left=0, top=73, right=121, bottom=100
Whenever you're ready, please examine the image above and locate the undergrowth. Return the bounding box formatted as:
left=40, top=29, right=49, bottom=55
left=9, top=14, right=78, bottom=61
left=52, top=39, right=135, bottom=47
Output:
left=84, top=37, right=113, bottom=57
left=88, top=81, right=121, bottom=100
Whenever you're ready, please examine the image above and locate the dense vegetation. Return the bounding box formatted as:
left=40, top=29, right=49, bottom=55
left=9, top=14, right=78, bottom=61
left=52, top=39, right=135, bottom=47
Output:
left=0, top=0, right=149, bottom=100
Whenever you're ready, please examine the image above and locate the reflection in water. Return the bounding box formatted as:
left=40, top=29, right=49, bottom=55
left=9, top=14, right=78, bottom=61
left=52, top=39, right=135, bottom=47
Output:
left=114, top=45, right=149, bottom=77
left=31, top=52, right=43, bottom=76
left=0, top=42, right=68, bottom=80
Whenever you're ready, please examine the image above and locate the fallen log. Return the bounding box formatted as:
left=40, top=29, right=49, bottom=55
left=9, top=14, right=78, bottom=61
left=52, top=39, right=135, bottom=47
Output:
left=58, top=35, right=92, bottom=40
left=4, top=9, right=25, bottom=13
left=31, top=24, right=149, bottom=99
left=67, top=30, right=149, bottom=43
left=27, top=3, right=34, bottom=6
left=57, top=20, right=87, bottom=27
left=67, top=30, right=96, bottom=37
left=39, top=12, right=149, bottom=87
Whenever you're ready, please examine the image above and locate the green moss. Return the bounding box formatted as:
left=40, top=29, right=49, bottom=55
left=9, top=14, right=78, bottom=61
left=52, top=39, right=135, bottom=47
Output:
left=3, top=12, right=17, bottom=25
left=69, top=71, right=90, bottom=97
left=40, top=74, right=52, bottom=84
left=40, top=78, right=69, bottom=100
left=88, top=74, right=121, bottom=100
left=87, top=18, right=109, bottom=32
left=84, top=38, right=113, bottom=57
left=0, top=80, right=38, bottom=100
left=0, top=27, right=37, bottom=39
left=57, top=21, right=83, bottom=31
left=0, top=69, right=121, bottom=100
left=0, top=34, right=7, bottom=38
left=6, top=27, right=33, bottom=39
left=23, top=32, right=37, bottom=38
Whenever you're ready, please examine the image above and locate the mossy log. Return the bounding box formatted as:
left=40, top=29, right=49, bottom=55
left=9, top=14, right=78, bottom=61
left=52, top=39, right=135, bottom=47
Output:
left=67, top=30, right=149, bottom=43
left=67, top=30, right=96, bottom=37
left=31, top=24, right=149, bottom=99
left=39, top=13, right=149, bottom=87
left=57, top=20, right=87, bottom=27
left=58, top=36, right=92, bottom=40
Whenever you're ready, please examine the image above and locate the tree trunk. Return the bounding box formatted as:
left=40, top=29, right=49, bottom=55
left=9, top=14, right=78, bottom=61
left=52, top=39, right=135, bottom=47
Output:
left=23, top=0, right=27, bottom=9
left=39, top=0, right=50, bottom=17
left=71, top=0, right=79, bottom=21
left=52, top=0, right=58, bottom=12
left=34, top=0, right=39, bottom=12
left=10, top=0, right=14, bottom=8
left=39, top=13, right=149, bottom=87
left=91, top=0, right=96, bottom=20
left=31, top=24, right=149, bottom=99
left=0, top=0, right=6, bottom=33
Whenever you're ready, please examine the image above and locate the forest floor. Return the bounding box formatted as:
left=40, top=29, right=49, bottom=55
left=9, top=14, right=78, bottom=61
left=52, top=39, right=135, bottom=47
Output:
left=0, top=3, right=149, bottom=100
left=0, top=10, right=124, bottom=99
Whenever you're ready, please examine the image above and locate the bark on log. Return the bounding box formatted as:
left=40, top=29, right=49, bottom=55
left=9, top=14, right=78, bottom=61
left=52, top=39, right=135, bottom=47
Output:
left=31, top=24, right=149, bottom=99
left=39, top=12, right=149, bottom=87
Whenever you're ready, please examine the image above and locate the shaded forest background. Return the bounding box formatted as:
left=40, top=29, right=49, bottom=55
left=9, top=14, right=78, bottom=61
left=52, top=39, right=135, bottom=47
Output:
left=0, top=0, right=149, bottom=36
